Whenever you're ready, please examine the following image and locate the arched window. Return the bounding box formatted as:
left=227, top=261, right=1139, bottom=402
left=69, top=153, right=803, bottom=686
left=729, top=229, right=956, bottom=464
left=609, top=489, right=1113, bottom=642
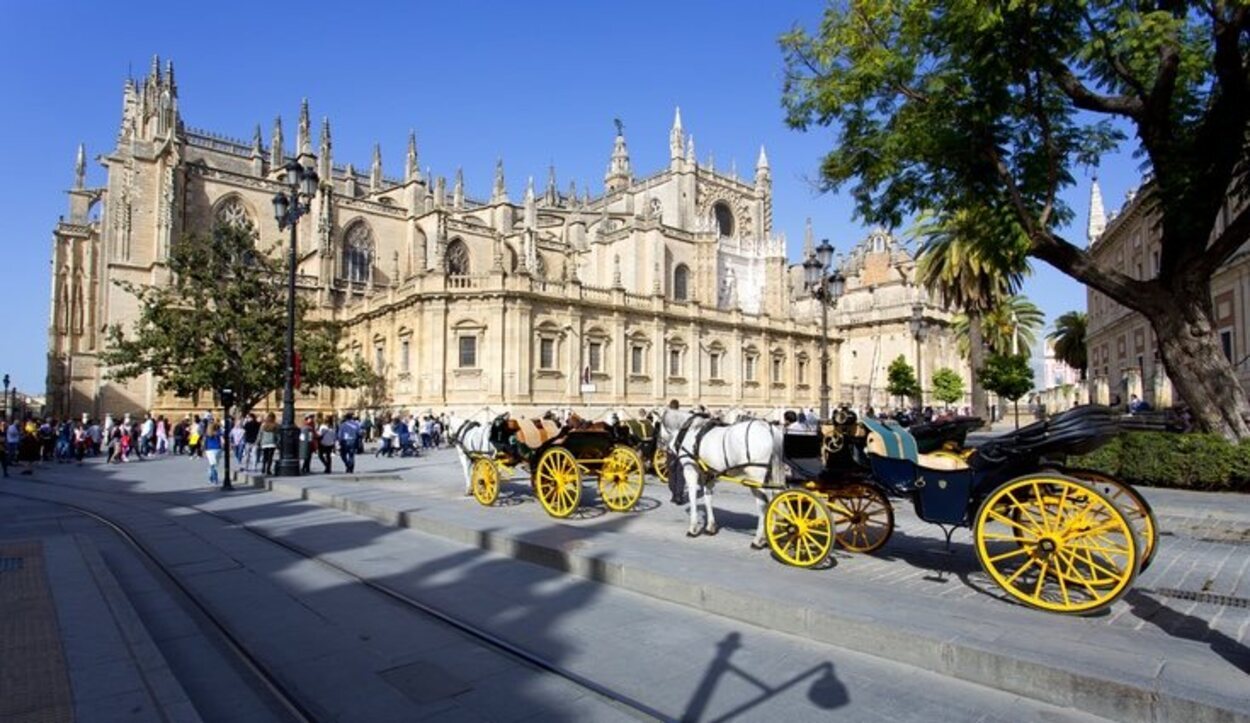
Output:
left=713, top=202, right=734, bottom=238
left=341, top=222, right=373, bottom=283
left=673, top=264, right=690, bottom=301
left=215, top=196, right=253, bottom=230
left=446, top=239, right=470, bottom=275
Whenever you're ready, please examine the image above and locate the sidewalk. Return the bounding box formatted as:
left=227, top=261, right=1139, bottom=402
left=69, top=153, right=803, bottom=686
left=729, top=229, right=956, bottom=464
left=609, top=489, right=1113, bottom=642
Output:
left=238, top=447, right=1249, bottom=723
left=0, top=495, right=200, bottom=723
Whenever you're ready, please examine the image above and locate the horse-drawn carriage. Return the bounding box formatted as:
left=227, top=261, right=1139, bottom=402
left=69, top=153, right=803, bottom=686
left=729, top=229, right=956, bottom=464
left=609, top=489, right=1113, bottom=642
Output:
left=466, top=415, right=647, bottom=518
left=614, top=416, right=669, bottom=482
left=768, top=405, right=1157, bottom=614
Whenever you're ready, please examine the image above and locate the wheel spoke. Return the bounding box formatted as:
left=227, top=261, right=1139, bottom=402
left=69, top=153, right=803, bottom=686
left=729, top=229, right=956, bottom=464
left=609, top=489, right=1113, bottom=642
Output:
left=988, top=547, right=1032, bottom=564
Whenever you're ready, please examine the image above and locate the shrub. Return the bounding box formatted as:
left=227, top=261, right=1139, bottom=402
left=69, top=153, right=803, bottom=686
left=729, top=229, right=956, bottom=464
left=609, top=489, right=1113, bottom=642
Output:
left=1068, top=431, right=1250, bottom=492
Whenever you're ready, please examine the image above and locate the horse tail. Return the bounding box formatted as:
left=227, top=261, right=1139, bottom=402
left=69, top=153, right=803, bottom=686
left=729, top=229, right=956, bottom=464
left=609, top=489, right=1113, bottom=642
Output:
left=769, top=423, right=785, bottom=486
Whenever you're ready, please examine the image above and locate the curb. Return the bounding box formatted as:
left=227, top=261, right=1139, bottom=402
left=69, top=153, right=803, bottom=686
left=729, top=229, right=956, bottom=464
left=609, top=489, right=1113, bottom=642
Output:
left=59, top=534, right=204, bottom=723
left=246, top=473, right=1248, bottom=723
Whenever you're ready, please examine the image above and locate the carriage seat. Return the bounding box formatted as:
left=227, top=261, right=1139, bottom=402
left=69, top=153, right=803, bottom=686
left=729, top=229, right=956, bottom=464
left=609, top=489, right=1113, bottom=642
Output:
left=515, top=419, right=561, bottom=449
left=861, top=418, right=969, bottom=471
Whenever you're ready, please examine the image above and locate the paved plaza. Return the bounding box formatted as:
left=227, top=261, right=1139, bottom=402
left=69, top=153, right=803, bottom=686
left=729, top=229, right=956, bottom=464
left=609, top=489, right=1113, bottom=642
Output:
left=0, top=444, right=1246, bottom=721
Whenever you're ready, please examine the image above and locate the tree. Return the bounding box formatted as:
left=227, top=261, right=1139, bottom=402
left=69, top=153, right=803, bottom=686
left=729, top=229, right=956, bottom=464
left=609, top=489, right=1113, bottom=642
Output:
left=101, top=222, right=374, bottom=414
left=886, top=354, right=920, bottom=405
left=979, top=353, right=1036, bottom=429
left=782, top=3, right=1250, bottom=439
left=931, top=367, right=965, bottom=408
left=1049, top=311, right=1089, bottom=380
left=914, top=210, right=1025, bottom=419
left=953, top=295, right=1046, bottom=358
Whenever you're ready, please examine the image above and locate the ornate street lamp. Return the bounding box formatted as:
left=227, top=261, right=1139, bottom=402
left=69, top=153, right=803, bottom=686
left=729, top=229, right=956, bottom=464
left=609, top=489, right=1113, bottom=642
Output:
left=804, top=239, right=845, bottom=422
left=3, top=373, right=9, bottom=421
left=271, top=162, right=319, bottom=477
left=909, top=302, right=927, bottom=408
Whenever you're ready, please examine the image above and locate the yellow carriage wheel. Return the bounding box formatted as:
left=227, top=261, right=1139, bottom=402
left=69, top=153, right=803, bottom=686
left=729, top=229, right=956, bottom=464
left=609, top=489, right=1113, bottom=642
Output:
left=974, top=474, right=1139, bottom=615
left=534, top=447, right=582, bottom=518
left=1060, top=468, right=1158, bottom=572
left=471, top=458, right=500, bottom=507
left=766, top=489, right=834, bottom=568
left=828, top=484, right=894, bottom=553
left=598, top=446, right=645, bottom=512
left=653, top=447, right=669, bottom=483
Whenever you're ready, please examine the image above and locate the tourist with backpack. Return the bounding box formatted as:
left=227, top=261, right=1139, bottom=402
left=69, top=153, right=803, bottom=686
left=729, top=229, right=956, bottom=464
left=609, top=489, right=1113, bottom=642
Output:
left=338, top=413, right=361, bottom=473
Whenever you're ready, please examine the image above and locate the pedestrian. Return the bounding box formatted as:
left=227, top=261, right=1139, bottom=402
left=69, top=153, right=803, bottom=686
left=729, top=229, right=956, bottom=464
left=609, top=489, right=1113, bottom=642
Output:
left=317, top=415, right=336, bottom=473
left=378, top=418, right=394, bottom=458
left=242, top=413, right=260, bottom=471
left=300, top=415, right=316, bottom=474
left=338, top=412, right=361, bottom=473
left=0, top=421, right=9, bottom=477
left=155, top=415, right=168, bottom=454
left=230, top=419, right=246, bottom=465
left=203, top=421, right=223, bottom=486
left=187, top=418, right=201, bottom=458
left=258, top=413, right=279, bottom=475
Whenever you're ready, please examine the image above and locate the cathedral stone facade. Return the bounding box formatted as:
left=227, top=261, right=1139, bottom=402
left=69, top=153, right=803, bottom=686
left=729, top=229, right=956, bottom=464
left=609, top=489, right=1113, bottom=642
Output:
left=46, top=58, right=967, bottom=419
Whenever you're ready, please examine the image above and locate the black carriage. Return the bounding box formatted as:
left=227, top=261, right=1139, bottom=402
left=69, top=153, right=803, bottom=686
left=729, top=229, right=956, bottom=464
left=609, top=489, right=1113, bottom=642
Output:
left=770, top=406, right=1152, bottom=614
left=468, top=416, right=646, bottom=518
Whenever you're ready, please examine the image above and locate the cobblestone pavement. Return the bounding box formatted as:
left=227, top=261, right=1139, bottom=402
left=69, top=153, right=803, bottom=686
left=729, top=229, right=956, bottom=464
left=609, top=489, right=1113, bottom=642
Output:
left=0, top=540, right=74, bottom=723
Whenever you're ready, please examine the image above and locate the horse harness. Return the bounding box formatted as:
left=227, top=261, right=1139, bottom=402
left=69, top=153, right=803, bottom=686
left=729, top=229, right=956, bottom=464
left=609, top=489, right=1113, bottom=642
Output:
left=451, top=419, right=480, bottom=454
left=672, top=414, right=774, bottom=485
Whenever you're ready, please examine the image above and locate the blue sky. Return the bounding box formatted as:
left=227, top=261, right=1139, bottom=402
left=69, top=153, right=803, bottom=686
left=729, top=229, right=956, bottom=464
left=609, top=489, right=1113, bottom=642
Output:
left=0, top=1, right=1144, bottom=393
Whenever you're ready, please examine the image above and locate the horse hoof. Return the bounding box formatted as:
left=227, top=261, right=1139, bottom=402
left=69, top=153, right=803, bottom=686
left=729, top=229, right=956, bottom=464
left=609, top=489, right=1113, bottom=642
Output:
left=686, top=529, right=702, bottom=538
left=705, top=524, right=720, bottom=536
left=750, top=540, right=768, bottom=550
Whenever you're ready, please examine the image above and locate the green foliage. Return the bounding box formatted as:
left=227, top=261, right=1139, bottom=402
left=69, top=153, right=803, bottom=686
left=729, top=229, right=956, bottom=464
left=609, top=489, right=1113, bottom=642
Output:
left=1070, top=432, right=1250, bottom=492
left=978, top=353, right=1033, bottom=402
left=1048, top=311, right=1088, bottom=378
left=930, top=367, right=965, bottom=406
left=886, top=354, right=919, bottom=402
left=101, top=222, right=376, bottom=413
left=953, top=295, right=1045, bottom=358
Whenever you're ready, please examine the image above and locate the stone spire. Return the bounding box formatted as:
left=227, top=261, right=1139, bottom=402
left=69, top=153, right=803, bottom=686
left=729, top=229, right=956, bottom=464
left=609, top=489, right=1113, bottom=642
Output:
left=405, top=130, right=419, bottom=183
left=686, top=134, right=695, bottom=165
left=604, top=119, right=633, bottom=193
left=453, top=167, right=464, bottom=209
left=755, top=146, right=770, bottom=182
left=545, top=164, right=558, bottom=206
left=297, top=98, right=311, bottom=157
left=370, top=143, right=383, bottom=192
left=74, top=143, right=85, bottom=189
left=344, top=163, right=357, bottom=197
left=567, top=180, right=577, bottom=206
left=270, top=116, right=284, bottom=168
left=165, top=59, right=176, bottom=95
left=251, top=124, right=264, bottom=157
left=669, top=107, right=684, bottom=165
left=803, top=217, right=815, bottom=257
left=434, top=175, right=446, bottom=207
left=318, top=117, right=332, bottom=183
left=492, top=157, right=507, bottom=203
left=1087, top=176, right=1106, bottom=245
left=524, top=176, right=537, bottom=228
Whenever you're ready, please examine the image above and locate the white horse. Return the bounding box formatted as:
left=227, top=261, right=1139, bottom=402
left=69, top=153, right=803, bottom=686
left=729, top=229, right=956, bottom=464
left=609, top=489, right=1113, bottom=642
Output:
left=658, top=407, right=784, bottom=547
left=447, top=408, right=503, bottom=496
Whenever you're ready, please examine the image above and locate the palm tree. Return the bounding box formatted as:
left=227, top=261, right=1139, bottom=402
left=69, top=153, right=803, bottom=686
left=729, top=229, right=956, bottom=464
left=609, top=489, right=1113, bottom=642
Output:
left=981, top=296, right=1044, bottom=356
left=914, top=210, right=1027, bottom=418
left=1047, top=311, right=1088, bottom=380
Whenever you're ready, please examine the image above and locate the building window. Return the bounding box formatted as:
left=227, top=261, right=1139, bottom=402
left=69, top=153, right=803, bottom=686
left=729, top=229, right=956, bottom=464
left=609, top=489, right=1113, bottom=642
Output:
left=669, top=348, right=682, bottom=377
left=459, top=336, right=477, bottom=368
left=744, top=354, right=757, bottom=381
left=400, top=339, right=410, bottom=373
left=1221, top=329, right=1234, bottom=361
left=215, top=196, right=253, bottom=230
left=341, top=223, right=374, bottom=283
left=445, top=238, right=470, bottom=275
left=631, top=345, right=645, bottom=375
left=797, top=358, right=807, bottom=385
left=588, top=342, right=603, bottom=372
left=374, top=344, right=385, bottom=372
left=713, top=202, right=734, bottom=237
left=709, top=352, right=722, bottom=380
left=673, top=264, right=690, bottom=301
left=539, top=338, right=555, bottom=370
left=772, top=356, right=783, bottom=384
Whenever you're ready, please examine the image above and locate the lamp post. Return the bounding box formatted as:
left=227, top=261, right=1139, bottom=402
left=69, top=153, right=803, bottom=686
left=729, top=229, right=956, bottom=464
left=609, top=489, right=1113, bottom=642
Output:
left=271, top=161, right=319, bottom=477
left=803, top=239, right=845, bottom=422
left=3, top=374, right=9, bottom=421
left=908, top=302, right=927, bottom=409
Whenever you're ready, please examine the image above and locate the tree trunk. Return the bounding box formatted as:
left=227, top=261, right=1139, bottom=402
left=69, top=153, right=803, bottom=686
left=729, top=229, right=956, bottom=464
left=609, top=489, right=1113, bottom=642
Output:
left=968, top=309, right=988, bottom=419
left=1146, top=289, right=1250, bottom=440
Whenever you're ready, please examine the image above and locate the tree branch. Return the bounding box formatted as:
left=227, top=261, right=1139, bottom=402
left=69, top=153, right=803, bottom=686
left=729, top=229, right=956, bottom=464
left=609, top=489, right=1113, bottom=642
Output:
left=1080, top=7, right=1149, bottom=100
left=1046, top=59, right=1144, bottom=117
